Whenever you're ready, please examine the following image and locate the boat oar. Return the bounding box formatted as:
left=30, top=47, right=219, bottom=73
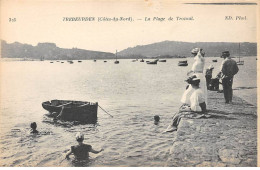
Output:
left=98, top=105, right=113, bottom=118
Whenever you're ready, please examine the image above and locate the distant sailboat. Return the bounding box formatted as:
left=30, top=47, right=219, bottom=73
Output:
left=237, top=43, right=244, bottom=65
left=40, top=56, right=44, bottom=61
left=114, top=50, right=119, bottom=64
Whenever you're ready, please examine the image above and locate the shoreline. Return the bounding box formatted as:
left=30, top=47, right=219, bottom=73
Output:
left=166, top=90, right=257, bottom=167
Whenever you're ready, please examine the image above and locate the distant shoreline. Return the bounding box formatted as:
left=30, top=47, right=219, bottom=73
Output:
left=0, top=56, right=256, bottom=62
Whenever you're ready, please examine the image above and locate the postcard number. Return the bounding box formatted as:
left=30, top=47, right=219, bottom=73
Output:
left=9, top=18, right=16, bottom=22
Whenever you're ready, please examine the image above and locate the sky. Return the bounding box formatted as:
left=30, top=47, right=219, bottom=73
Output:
left=0, top=0, right=258, bottom=53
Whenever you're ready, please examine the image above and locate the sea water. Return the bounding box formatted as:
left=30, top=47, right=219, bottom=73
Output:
left=0, top=57, right=256, bottom=166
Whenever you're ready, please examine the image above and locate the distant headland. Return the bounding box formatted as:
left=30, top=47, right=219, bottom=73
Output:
left=1, top=40, right=257, bottom=60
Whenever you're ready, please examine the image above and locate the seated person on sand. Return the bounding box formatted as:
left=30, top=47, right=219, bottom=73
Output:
left=66, top=132, right=103, bottom=160
left=166, top=75, right=206, bottom=132
left=30, top=122, right=39, bottom=134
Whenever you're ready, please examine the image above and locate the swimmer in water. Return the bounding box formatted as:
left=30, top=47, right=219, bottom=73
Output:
left=65, top=132, right=103, bottom=160
left=30, top=122, right=39, bottom=134
left=154, top=115, right=160, bottom=125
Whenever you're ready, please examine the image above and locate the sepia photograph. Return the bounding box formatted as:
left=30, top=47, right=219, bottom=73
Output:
left=0, top=0, right=259, bottom=167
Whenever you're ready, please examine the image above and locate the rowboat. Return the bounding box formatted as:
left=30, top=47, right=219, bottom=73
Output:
left=42, top=100, right=98, bottom=122
left=159, top=59, right=167, bottom=62
left=178, top=60, right=188, bottom=66
left=212, top=59, right=217, bottom=62
left=147, top=59, right=158, bottom=64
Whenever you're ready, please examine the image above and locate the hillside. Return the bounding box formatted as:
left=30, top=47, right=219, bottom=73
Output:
left=1, top=40, right=257, bottom=60
left=1, top=40, right=115, bottom=60
left=118, top=41, right=257, bottom=58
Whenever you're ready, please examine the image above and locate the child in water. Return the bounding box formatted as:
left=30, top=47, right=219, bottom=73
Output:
left=30, top=122, right=39, bottom=134
left=66, top=132, right=103, bottom=160
left=154, top=115, right=160, bottom=125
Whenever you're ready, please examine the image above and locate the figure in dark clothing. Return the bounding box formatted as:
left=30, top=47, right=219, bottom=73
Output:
left=66, top=132, right=103, bottom=160
left=218, top=51, right=239, bottom=103
left=30, top=122, right=39, bottom=134
left=205, top=65, right=214, bottom=89
left=154, top=115, right=160, bottom=125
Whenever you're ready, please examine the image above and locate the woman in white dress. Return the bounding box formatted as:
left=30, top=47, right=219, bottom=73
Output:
left=166, top=75, right=206, bottom=132
left=181, top=48, right=207, bottom=106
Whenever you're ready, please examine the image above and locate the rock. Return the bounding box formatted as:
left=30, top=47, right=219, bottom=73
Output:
left=218, top=149, right=241, bottom=165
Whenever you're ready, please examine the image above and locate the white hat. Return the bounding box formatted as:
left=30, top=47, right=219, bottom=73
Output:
left=76, top=132, right=84, bottom=140
left=208, top=65, right=214, bottom=70
left=191, top=48, right=200, bottom=54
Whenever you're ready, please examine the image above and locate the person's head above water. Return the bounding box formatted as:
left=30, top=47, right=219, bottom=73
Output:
left=30, top=122, right=37, bottom=130
left=154, top=115, right=160, bottom=122
left=76, top=132, right=84, bottom=142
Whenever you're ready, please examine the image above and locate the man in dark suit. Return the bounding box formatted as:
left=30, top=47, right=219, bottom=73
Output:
left=219, top=51, right=239, bottom=103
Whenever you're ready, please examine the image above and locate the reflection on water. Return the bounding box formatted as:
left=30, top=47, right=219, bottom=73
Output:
left=0, top=57, right=256, bottom=166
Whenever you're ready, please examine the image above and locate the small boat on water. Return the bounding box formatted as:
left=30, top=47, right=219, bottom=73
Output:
left=159, top=59, right=167, bottom=62
left=61, top=62, right=64, bottom=63
left=104, top=61, right=107, bottom=62
left=237, top=43, right=244, bottom=66
left=140, top=59, right=144, bottom=62
left=78, top=60, right=82, bottom=62
left=147, top=59, right=158, bottom=65
left=50, top=62, right=54, bottom=63
left=178, top=60, right=188, bottom=66
left=212, top=59, right=217, bottom=62
left=94, top=60, right=96, bottom=62
left=42, top=100, right=98, bottom=122
left=114, top=50, right=119, bottom=64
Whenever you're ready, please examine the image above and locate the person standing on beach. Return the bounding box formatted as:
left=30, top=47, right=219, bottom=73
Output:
left=218, top=51, right=239, bottom=103
left=205, top=65, right=214, bottom=89
left=181, top=48, right=207, bottom=106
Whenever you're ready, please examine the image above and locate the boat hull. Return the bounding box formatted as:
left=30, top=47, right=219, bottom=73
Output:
left=42, top=100, right=98, bottom=123
left=178, top=63, right=188, bottom=66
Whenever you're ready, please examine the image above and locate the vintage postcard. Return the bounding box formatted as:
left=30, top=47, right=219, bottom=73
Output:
left=0, top=0, right=259, bottom=167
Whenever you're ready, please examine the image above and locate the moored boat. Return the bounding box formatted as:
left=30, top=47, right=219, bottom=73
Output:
left=42, top=100, right=98, bottom=123
left=237, top=43, right=244, bottom=66
left=114, top=50, right=119, bottom=64
left=178, top=60, right=188, bottom=66
left=140, top=59, right=144, bottom=62
left=212, top=59, right=217, bottom=62
left=147, top=59, right=158, bottom=65
left=159, top=59, right=167, bottom=62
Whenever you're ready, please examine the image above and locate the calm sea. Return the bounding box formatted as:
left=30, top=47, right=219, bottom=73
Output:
left=0, top=57, right=256, bottom=166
